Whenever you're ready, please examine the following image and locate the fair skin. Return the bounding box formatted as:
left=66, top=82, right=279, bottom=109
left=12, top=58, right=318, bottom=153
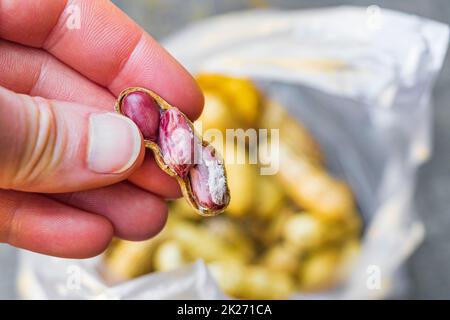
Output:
left=0, top=0, right=204, bottom=258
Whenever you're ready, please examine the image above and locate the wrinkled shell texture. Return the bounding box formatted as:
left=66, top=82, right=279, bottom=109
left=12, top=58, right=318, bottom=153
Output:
left=121, top=91, right=160, bottom=141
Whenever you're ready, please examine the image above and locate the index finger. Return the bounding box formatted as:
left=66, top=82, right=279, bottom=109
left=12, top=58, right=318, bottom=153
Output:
left=0, top=0, right=203, bottom=120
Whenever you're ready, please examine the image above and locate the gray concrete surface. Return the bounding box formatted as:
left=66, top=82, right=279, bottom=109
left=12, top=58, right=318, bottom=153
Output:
left=0, top=0, right=449, bottom=299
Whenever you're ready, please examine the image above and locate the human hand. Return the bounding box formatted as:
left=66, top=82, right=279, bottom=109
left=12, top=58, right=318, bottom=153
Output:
left=0, top=0, right=203, bottom=258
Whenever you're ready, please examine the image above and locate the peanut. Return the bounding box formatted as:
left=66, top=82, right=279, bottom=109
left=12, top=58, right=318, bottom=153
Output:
left=189, top=145, right=229, bottom=210
left=158, top=108, right=197, bottom=178
left=121, top=91, right=160, bottom=140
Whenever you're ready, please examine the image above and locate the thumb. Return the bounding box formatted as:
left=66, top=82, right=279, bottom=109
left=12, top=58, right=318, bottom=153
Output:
left=0, top=86, right=144, bottom=193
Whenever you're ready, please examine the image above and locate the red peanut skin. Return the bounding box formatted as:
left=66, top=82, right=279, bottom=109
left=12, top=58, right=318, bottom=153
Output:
left=189, top=146, right=228, bottom=210
left=121, top=91, right=160, bottom=140
left=120, top=90, right=228, bottom=211
left=158, top=109, right=196, bottom=178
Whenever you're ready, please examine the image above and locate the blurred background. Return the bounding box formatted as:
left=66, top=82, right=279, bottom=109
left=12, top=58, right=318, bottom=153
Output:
left=1, top=0, right=449, bottom=299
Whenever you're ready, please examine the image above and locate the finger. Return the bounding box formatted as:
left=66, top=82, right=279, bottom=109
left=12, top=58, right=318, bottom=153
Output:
left=0, top=40, right=181, bottom=198
left=0, top=0, right=204, bottom=120
left=0, top=190, right=113, bottom=258
left=0, top=39, right=114, bottom=109
left=51, top=182, right=168, bottom=241
left=129, top=153, right=182, bottom=199
left=0, top=86, right=144, bottom=193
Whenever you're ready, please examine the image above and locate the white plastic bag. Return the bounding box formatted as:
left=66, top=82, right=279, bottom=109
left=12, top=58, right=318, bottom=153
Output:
left=18, top=7, right=449, bottom=299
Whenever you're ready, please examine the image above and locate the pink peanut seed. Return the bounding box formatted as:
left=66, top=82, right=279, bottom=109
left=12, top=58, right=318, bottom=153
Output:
left=121, top=91, right=161, bottom=140
left=158, top=108, right=197, bottom=178
left=189, top=145, right=228, bottom=210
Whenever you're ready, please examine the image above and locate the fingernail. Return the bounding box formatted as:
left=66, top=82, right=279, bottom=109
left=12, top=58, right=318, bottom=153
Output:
left=88, top=113, right=142, bottom=174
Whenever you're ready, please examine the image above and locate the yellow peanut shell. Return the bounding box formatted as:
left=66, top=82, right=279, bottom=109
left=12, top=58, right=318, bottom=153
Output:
left=196, top=91, right=241, bottom=134
left=261, top=99, right=323, bottom=163
left=102, top=238, right=161, bottom=282
left=282, top=212, right=326, bottom=251
left=298, top=249, right=340, bottom=292
left=261, top=244, right=300, bottom=275
left=224, top=164, right=258, bottom=218
left=204, top=217, right=255, bottom=261
left=196, top=73, right=261, bottom=127
left=209, top=261, right=295, bottom=299
left=153, top=240, right=188, bottom=272
left=252, top=174, right=286, bottom=220
left=169, top=219, right=250, bottom=263
left=102, top=74, right=363, bottom=299
left=274, top=141, right=356, bottom=220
